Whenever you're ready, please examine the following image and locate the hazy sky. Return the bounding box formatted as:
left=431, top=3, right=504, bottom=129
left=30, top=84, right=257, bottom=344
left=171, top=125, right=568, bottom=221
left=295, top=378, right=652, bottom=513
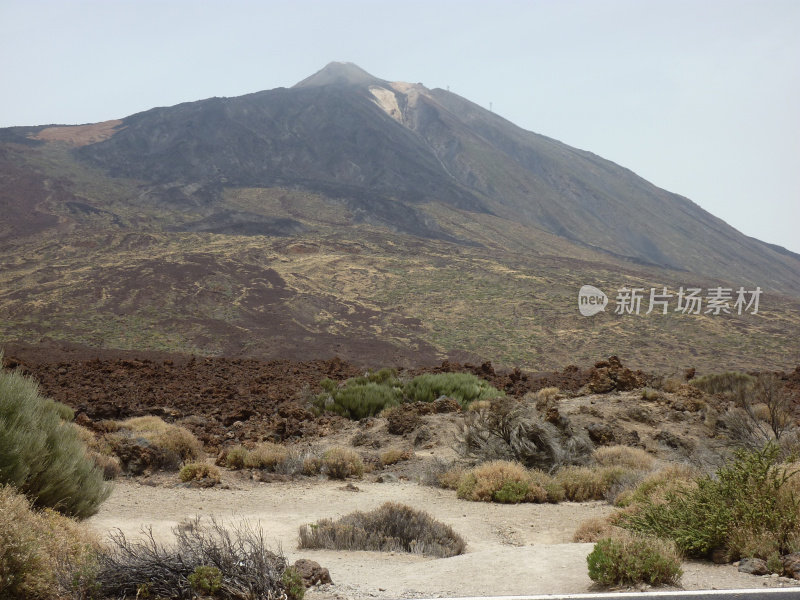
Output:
left=2, top=0, right=798, bottom=253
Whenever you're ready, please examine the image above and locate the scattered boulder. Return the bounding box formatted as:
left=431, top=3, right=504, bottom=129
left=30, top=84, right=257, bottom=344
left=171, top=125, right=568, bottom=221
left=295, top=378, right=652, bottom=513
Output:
left=293, top=559, right=333, bottom=587
left=586, top=422, right=615, bottom=445
left=413, top=426, right=433, bottom=446
left=433, top=396, right=461, bottom=413
left=588, top=356, right=648, bottom=393
left=782, top=553, right=800, bottom=580
left=387, top=406, right=420, bottom=435
left=738, top=558, right=769, bottom=576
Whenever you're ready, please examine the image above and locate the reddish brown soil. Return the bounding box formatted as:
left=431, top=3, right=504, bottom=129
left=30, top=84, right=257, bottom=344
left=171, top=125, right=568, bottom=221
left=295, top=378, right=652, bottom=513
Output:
left=4, top=342, right=591, bottom=449
left=6, top=342, right=797, bottom=453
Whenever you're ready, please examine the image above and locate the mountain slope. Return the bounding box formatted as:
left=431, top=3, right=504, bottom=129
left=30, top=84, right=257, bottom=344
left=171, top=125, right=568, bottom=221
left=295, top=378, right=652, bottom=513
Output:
left=0, top=63, right=798, bottom=371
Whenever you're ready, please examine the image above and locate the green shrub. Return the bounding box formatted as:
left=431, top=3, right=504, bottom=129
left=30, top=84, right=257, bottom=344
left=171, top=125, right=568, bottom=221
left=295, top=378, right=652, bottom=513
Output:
left=404, top=372, right=502, bottom=407
left=188, top=565, right=222, bottom=595
left=298, top=502, right=465, bottom=558
left=315, top=379, right=403, bottom=420
left=281, top=566, right=305, bottom=600
left=620, top=444, right=799, bottom=560
left=587, top=535, right=682, bottom=586
left=0, top=360, right=112, bottom=518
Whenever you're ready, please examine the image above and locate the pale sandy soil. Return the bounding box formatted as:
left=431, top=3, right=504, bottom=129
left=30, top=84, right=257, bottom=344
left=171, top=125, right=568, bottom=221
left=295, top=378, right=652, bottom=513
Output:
left=87, top=478, right=800, bottom=599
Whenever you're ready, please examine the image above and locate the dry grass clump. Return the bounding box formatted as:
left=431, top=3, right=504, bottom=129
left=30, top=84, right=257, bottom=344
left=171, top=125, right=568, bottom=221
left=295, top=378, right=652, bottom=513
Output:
left=298, top=502, right=465, bottom=558
left=528, top=468, right=566, bottom=503
left=380, top=448, right=413, bottom=466
left=95, top=517, right=291, bottom=600
left=179, top=462, right=222, bottom=485
left=617, top=464, right=698, bottom=508
left=555, top=465, right=636, bottom=502
left=457, top=460, right=547, bottom=504
left=243, top=442, right=289, bottom=470
left=322, top=447, right=364, bottom=479
left=114, top=416, right=202, bottom=463
left=573, top=517, right=618, bottom=543
left=593, top=445, right=655, bottom=471
left=0, top=485, right=100, bottom=599
left=72, top=423, right=122, bottom=480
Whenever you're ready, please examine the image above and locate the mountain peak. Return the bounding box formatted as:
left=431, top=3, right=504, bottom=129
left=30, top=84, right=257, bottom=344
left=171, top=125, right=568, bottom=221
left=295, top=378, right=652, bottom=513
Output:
left=293, top=62, right=385, bottom=88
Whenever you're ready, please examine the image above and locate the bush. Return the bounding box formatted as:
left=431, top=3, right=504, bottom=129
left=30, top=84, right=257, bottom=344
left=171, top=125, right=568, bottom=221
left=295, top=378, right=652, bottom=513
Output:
left=221, top=445, right=250, bottom=470
left=573, top=517, right=616, bottom=543
left=298, top=502, right=465, bottom=558
left=587, top=534, right=682, bottom=586
left=188, top=565, right=222, bottom=595
left=404, top=372, right=502, bottom=407
left=179, top=462, right=221, bottom=485
left=620, top=444, right=800, bottom=560
left=555, top=465, right=634, bottom=502
left=282, top=566, right=305, bottom=600
left=315, top=378, right=403, bottom=420
left=115, top=416, right=202, bottom=463
left=457, top=460, right=547, bottom=503
left=322, top=447, right=364, bottom=479
left=380, top=448, right=412, bottom=466
left=95, top=517, right=290, bottom=600
left=0, top=485, right=100, bottom=599
left=690, top=371, right=754, bottom=396
left=0, top=360, right=112, bottom=518
left=593, top=445, right=655, bottom=471
left=458, top=397, right=593, bottom=471
left=244, top=442, right=289, bottom=470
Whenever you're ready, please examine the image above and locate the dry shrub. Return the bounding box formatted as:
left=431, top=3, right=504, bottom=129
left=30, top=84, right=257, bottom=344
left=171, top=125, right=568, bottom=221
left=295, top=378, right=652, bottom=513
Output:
left=298, top=502, right=465, bottom=558
left=380, top=448, right=413, bottom=466
left=438, top=467, right=466, bottom=490
left=0, top=485, right=100, bottom=599
left=220, top=445, right=249, bottom=470
left=95, top=517, right=289, bottom=600
left=114, top=416, right=202, bottom=464
left=458, top=397, right=592, bottom=472
left=457, top=460, right=547, bottom=503
left=244, top=442, right=289, bottom=470
left=528, top=469, right=565, bottom=503
left=302, top=456, right=322, bottom=476
left=72, top=423, right=121, bottom=480
left=621, top=465, right=698, bottom=508
left=573, top=517, right=616, bottom=543
left=322, top=447, right=364, bottom=479
left=92, top=453, right=122, bottom=480
left=555, top=465, right=635, bottom=502
left=593, top=445, right=655, bottom=471
left=179, top=462, right=221, bottom=485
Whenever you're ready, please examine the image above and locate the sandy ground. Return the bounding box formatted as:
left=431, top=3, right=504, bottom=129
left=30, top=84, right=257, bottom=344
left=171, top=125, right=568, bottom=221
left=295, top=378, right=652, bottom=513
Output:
left=87, top=477, right=800, bottom=599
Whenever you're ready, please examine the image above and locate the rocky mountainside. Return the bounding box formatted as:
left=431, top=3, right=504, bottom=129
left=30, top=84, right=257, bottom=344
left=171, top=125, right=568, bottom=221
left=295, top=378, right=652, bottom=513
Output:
left=0, top=63, right=798, bottom=370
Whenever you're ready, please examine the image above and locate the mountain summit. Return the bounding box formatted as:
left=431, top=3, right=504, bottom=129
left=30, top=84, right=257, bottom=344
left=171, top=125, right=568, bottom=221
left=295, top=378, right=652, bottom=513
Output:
left=293, top=61, right=386, bottom=88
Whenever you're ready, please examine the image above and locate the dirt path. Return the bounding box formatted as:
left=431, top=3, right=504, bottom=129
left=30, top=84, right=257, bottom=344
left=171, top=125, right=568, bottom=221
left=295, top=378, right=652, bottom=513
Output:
left=87, top=478, right=799, bottom=598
